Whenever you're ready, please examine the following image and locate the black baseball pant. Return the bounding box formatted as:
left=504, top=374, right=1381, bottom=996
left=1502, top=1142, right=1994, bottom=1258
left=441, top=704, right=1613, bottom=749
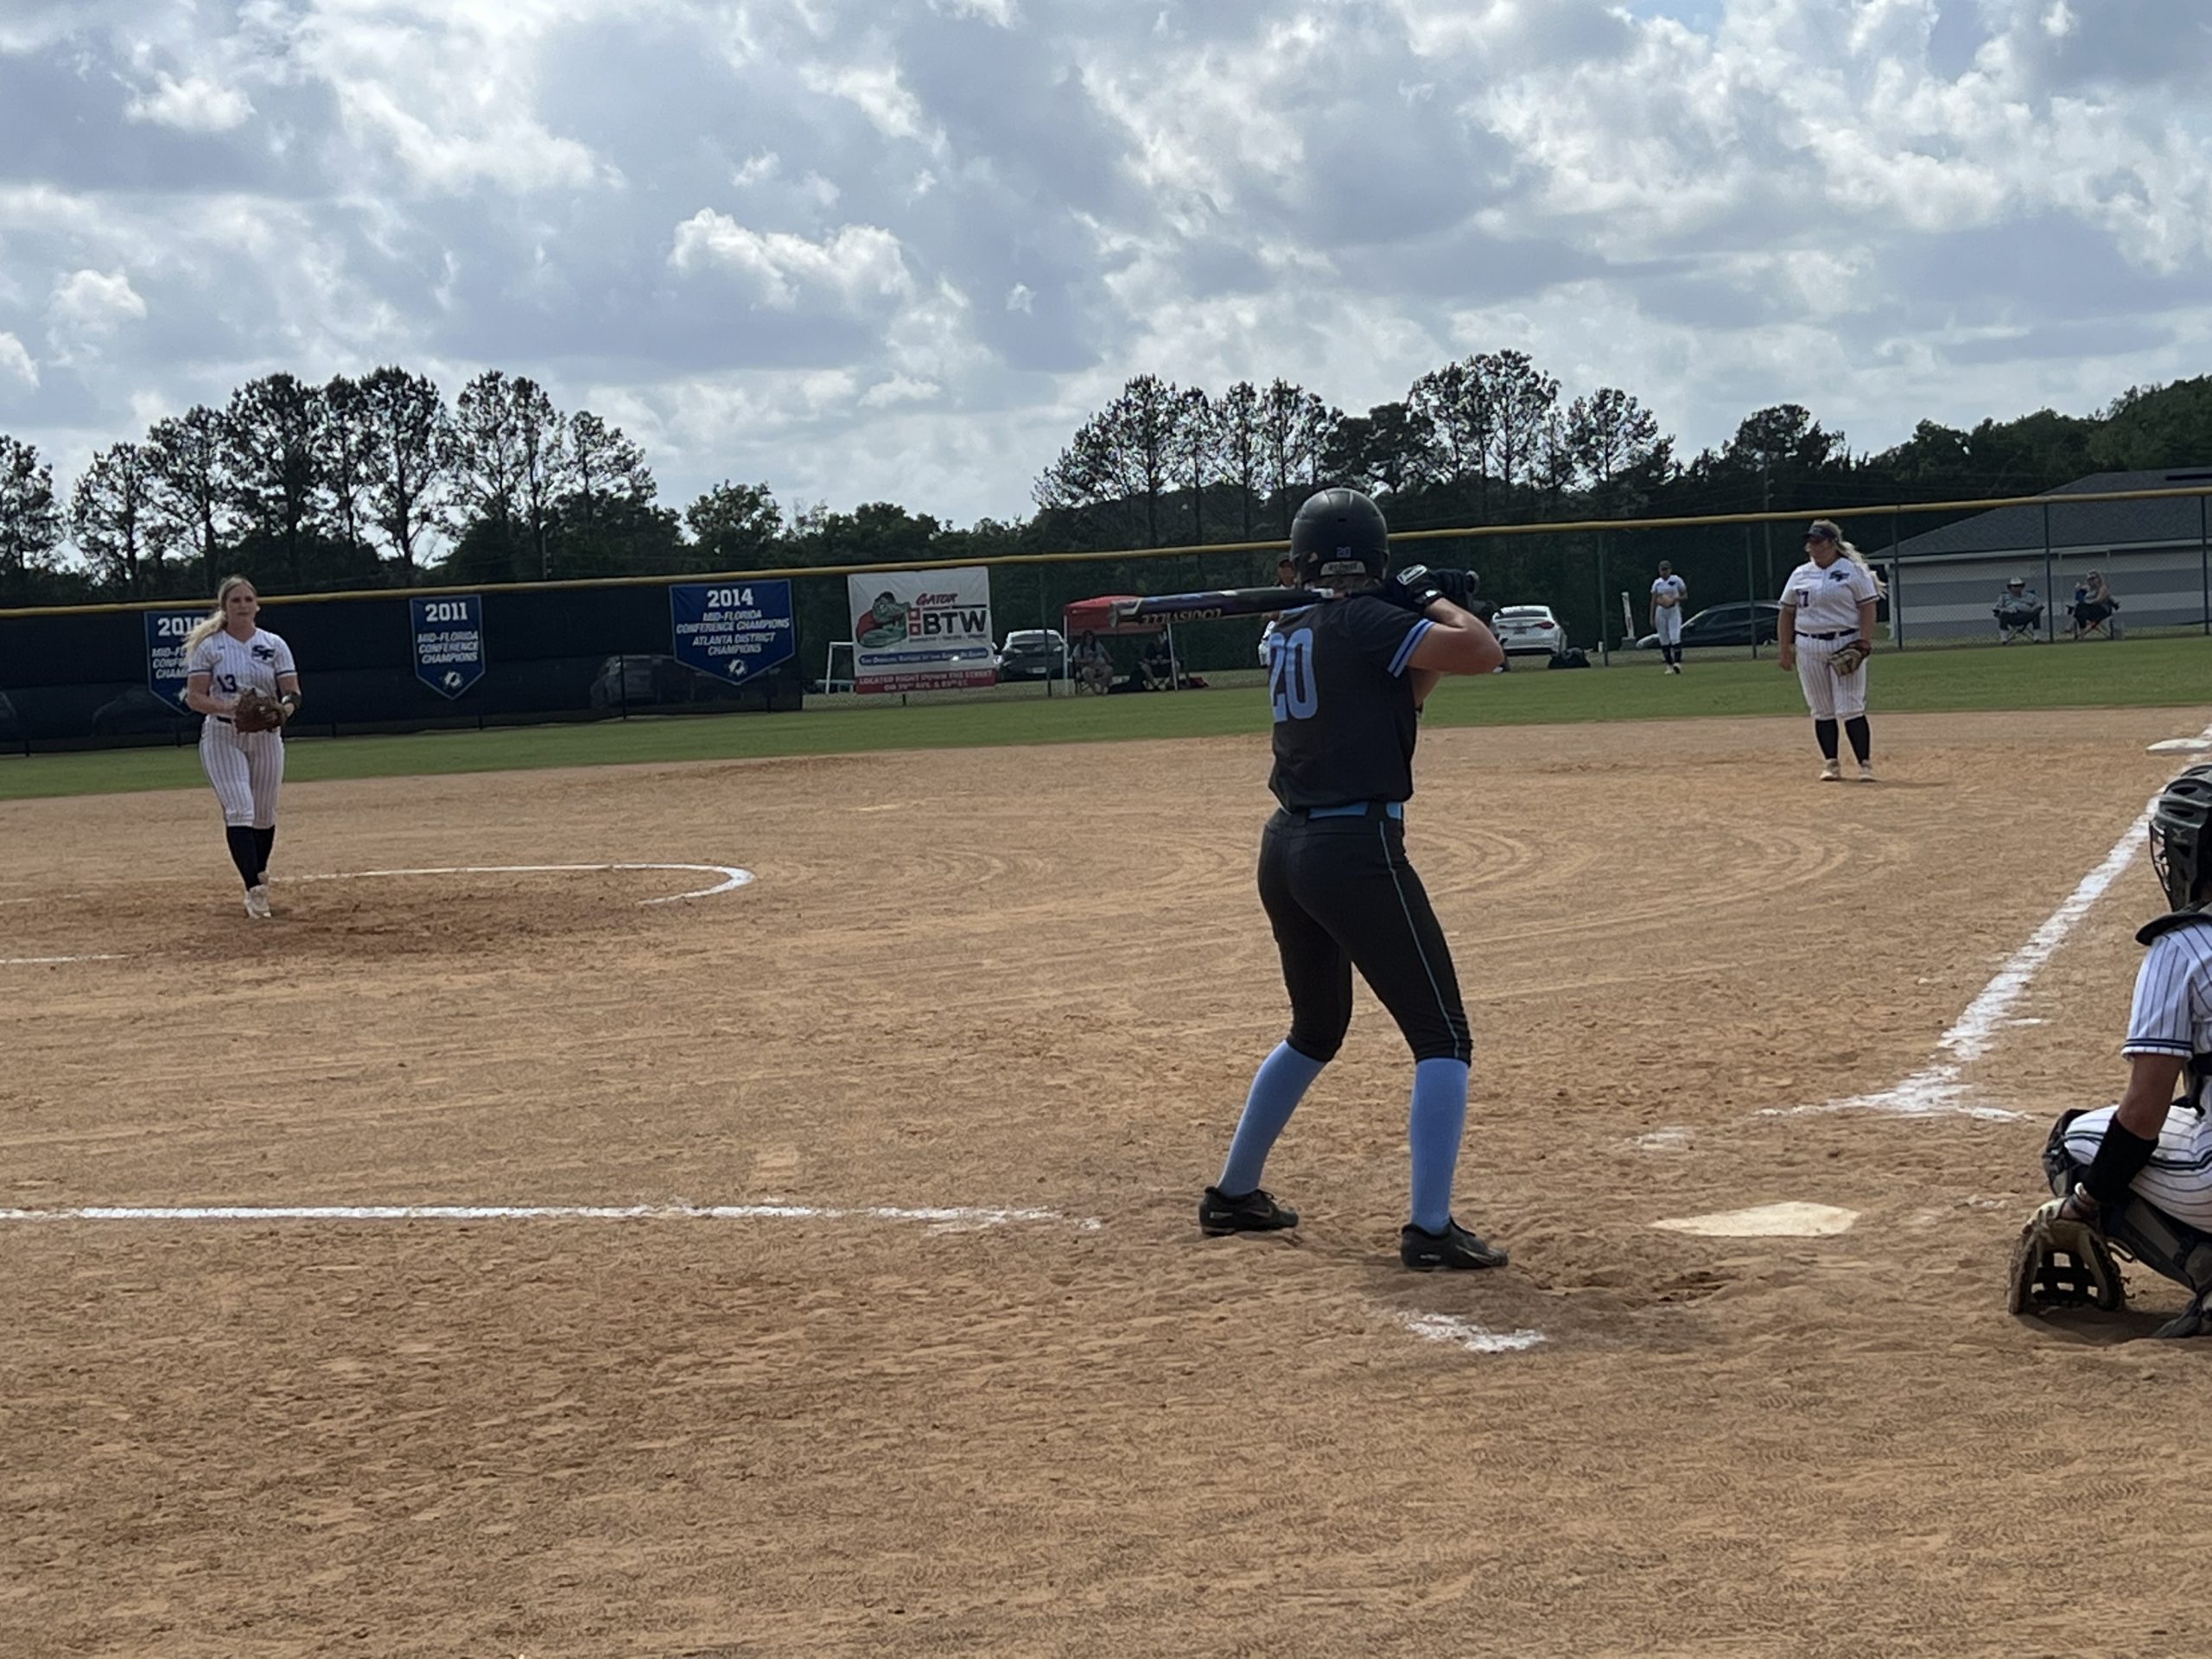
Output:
left=1257, top=808, right=1473, bottom=1065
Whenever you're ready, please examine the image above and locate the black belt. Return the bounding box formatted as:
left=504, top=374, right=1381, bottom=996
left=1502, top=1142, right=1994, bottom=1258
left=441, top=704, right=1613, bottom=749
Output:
left=209, top=715, right=233, bottom=725
left=1796, top=630, right=1852, bottom=640
left=1285, top=800, right=1404, bottom=821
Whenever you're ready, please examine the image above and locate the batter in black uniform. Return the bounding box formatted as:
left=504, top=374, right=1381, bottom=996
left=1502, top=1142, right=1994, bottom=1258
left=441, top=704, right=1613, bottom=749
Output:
left=1200, top=487, right=1510, bottom=1270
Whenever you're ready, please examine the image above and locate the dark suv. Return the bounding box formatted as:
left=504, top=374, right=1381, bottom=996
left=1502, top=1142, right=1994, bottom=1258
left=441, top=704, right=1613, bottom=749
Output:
left=1638, top=601, right=1781, bottom=650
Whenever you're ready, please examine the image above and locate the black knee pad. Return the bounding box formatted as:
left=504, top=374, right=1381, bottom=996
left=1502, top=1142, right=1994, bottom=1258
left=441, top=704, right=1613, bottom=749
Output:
left=2041, top=1108, right=2092, bottom=1198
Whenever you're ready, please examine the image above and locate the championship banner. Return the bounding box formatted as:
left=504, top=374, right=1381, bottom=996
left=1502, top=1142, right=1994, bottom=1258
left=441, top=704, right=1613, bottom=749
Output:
left=145, top=609, right=207, bottom=714
left=410, top=594, right=486, bottom=699
left=847, top=568, right=996, bottom=694
left=669, top=580, right=796, bottom=683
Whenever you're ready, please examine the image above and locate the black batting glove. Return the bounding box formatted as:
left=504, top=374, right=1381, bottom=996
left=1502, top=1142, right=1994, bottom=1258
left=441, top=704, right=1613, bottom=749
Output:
left=1378, top=565, right=1448, bottom=613
left=1430, top=569, right=1479, bottom=608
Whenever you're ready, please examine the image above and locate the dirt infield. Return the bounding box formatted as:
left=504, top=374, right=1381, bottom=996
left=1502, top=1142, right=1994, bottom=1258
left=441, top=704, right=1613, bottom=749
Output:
left=4, top=706, right=2209, bottom=1657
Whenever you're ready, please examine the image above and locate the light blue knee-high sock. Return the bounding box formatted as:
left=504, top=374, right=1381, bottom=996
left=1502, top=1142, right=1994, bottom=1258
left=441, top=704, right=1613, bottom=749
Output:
left=1217, top=1043, right=1327, bottom=1194
left=1408, top=1058, right=1471, bottom=1233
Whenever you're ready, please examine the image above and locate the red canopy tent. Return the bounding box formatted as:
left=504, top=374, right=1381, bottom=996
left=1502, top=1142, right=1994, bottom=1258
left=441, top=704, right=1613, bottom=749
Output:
left=1060, top=596, right=1182, bottom=692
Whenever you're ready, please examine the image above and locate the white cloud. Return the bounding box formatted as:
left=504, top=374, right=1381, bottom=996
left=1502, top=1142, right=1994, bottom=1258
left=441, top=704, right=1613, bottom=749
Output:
left=0, top=332, right=36, bottom=387
left=668, top=211, right=915, bottom=311
left=798, top=60, right=939, bottom=149
left=289, top=3, right=612, bottom=194
left=49, top=268, right=147, bottom=332
left=930, top=0, right=1019, bottom=22
left=860, top=373, right=941, bottom=407
left=124, top=72, right=254, bottom=132
left=733, top=150, right=780, bottom=186
left=5, top=0, right=2212, bottom=530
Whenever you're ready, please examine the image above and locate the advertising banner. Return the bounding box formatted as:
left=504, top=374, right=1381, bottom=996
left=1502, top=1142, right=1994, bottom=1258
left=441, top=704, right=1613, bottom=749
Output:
left=410, top=594, right=486, bottom=698
left=669, top=580, right=797, bottom=683
left=846, top=568, right=996, bottom=694
left=145, top=609, right=208, bottom=713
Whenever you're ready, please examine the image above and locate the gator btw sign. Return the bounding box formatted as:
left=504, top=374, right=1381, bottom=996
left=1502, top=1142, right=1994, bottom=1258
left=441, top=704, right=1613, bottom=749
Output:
left=846, top=568, right=996, bottom=694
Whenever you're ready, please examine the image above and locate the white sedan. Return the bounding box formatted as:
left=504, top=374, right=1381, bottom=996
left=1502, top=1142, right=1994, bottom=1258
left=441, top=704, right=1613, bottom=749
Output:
left=1488, top=604, right=1567, bottom=661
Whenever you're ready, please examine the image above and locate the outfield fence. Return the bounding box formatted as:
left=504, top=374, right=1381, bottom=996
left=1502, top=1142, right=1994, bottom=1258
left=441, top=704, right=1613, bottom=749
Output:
left=3, top=486, right=2207, bottom=753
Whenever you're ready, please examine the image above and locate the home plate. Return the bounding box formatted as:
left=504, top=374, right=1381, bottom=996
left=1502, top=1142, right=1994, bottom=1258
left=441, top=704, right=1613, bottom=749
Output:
left=2149, top=738, right=2212, bottom=753
left=1652, top=1202, right=1860, bottom=1238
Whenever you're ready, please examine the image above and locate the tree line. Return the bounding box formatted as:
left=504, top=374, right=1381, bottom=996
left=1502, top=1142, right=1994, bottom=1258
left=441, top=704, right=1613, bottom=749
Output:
left=4, top=353, right=2211, bottom=611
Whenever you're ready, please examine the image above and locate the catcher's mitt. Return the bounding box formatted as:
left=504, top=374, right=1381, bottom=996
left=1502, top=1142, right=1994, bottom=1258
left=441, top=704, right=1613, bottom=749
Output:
left=231, top=688, right=285, bottom=733
left=2007, top=1194, right=2126, bottom=1315
left=1829, top=639, right=1872, bottom=677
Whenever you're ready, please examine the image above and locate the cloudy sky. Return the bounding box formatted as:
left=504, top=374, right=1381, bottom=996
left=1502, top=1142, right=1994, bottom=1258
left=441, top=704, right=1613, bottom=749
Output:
left=3, top=0, right=2209, bottom=530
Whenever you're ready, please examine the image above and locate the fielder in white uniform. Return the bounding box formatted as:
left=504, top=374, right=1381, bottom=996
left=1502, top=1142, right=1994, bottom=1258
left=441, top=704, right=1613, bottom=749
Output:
left=181, top=575, right=302, bottom=918
left=1777, top=519, right=1880, bottom=782
left=2018, top=766, right=2212, bottom=1338
left=1649, top=563, right=1687, bottom=672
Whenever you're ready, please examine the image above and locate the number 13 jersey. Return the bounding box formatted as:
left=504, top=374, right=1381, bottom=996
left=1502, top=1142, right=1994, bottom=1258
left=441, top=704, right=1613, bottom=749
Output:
left=1263, top=594, right=1432, bottom=810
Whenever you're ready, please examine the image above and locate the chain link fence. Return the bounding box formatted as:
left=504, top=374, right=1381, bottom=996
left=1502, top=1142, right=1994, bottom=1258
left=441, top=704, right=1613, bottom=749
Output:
left=5, top=486, right=2206, bottom=752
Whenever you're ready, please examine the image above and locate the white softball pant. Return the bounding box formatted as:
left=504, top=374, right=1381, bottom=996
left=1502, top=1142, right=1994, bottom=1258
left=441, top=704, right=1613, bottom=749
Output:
left=2062, top=1103, right=2212, bottom=1231
left=1794, top=633, right=1867, bottom=720
left=1654, top=608, right=1682, bottom=646
left=200, top=717, right=284, bottom=829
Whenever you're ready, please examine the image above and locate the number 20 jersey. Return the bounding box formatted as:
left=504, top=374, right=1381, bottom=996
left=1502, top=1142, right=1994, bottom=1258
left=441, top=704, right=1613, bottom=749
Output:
left=1263, top=594, right=1433, bottom=810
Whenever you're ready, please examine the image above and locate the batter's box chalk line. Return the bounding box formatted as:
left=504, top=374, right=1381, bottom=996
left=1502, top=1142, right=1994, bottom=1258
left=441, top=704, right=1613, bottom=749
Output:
left=0, top=1202, right=1103, bottom=1233
left=1391, top=1310, right=1546, bottom=1355
left=1, top=953, right=130, bottom=967
left=288, top=861, right=755, bottom=906
left=1778, top=723, right=2212, bottom=1122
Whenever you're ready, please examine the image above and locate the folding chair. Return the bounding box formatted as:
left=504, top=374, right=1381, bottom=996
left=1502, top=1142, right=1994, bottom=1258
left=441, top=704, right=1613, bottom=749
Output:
left=1994, top=600, right=2043, bottom=644
left=2070, top=605, right=2120, bottom=641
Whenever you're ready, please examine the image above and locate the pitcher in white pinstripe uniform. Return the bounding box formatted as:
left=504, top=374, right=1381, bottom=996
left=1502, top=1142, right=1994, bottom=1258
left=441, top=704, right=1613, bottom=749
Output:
left=181, top=576, right=301, bottom=918
left=1777, top=519, right=1881, bottom=782
left=2024, top=766, right=2212, bottom=1338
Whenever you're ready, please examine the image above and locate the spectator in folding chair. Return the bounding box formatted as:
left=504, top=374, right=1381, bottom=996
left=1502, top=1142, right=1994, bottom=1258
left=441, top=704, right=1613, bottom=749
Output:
left=1072, top=632, right=1116, bottom=694
left=1139, top=632, right=1179, bottom=691
left=1993, top=577, right=2044, bottom=643
left=2071, top=571, right=2120, bottom=639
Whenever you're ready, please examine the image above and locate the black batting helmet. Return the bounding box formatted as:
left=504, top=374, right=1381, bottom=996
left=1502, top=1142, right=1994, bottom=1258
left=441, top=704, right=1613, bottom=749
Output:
left=1289, top=487, right=1389, bottom=584
left=2151, top=764, right=2212, bottom=912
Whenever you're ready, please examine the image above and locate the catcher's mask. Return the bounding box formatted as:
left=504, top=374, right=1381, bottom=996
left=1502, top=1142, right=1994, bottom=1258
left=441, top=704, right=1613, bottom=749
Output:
left=1290, top=487, right=1389, bottom=586
left=2151, top=764, right=2212, bottom=912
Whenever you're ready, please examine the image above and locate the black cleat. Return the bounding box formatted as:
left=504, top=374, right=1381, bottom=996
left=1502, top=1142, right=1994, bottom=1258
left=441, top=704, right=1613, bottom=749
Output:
left=1199, top=1185, right=1299, bottom=1236
left=1399, top=1218, right=1510, bottom=1271
left=2153, top=1291, right=2212, bottom=1339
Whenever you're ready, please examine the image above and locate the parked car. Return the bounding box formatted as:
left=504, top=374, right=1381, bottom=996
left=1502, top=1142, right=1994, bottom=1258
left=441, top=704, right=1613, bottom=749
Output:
left=1490, top=605, right=1567, bottom=658
left=1636, top=601, right=1782, bottom=651
left=995, top=629, right=1067, bottom=680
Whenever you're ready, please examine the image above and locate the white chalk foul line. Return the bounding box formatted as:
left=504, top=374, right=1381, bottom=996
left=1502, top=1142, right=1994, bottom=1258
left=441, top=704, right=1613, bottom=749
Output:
left=1395, top=1312, right=1546, bottom=1355
left=1, top=953, right=130, bottom=967
left=1781, top=725, right=2212, bottom=1121
left=287, top=862, right=754, bottom=906
left=0, top=1201, right=1098, bottom=1231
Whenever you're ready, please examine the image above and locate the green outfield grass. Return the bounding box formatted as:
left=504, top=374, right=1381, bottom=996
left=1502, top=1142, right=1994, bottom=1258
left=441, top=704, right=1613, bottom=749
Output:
left=3, top=637, right=2206, bottom=803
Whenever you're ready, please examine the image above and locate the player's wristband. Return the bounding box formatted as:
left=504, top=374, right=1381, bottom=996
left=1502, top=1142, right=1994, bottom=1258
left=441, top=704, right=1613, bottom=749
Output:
left=2083, top=1121, right=2158, bottom=1213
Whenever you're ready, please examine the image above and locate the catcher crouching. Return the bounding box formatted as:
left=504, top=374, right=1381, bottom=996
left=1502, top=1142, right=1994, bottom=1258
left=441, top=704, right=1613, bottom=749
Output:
left=2011, top=765, right=2212, bottom=1337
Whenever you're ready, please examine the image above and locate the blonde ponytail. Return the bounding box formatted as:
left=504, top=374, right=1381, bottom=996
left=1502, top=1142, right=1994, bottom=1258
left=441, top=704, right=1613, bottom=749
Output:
left=1840, top=540, right=1890, bottom=599
left=183, top=575, right=254, bottom=653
